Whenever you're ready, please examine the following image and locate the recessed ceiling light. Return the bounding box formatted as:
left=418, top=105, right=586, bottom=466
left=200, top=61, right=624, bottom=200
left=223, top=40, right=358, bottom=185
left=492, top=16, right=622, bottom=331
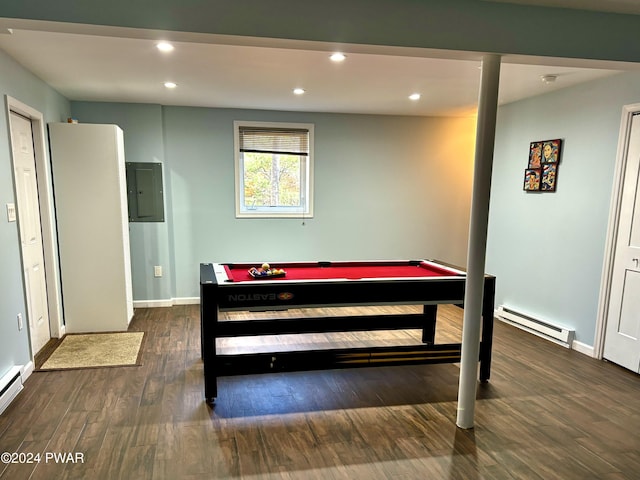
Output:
left=164, top=82, right=177, bottom=89
left=409, top=93, right=421, bottom=101
left=330, top=52, right=346, bottom=62
left=293, top=88, right=305, bottom=95
left=541, top=74, right=558, bottom=85
left=157, top=42, right=175, bottom=52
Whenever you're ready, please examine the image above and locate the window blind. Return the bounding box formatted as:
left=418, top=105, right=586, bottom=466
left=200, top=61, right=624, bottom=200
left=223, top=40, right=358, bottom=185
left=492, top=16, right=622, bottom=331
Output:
left=239, top=126, right=309, bottom=156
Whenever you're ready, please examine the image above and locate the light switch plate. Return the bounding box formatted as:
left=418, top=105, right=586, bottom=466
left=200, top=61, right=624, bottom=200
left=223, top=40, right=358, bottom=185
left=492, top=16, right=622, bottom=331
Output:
left=6, top=203, right=16, bottom=222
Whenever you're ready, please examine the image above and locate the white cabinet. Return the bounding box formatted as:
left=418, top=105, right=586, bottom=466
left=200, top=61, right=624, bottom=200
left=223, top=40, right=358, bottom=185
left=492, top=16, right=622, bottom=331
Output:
left=49, top=123, right=133, bottom=333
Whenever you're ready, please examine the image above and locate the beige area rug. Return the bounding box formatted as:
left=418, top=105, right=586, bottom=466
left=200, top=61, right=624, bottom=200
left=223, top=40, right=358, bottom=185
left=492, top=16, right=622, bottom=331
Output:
left=39, top=332, right=145, bottom=371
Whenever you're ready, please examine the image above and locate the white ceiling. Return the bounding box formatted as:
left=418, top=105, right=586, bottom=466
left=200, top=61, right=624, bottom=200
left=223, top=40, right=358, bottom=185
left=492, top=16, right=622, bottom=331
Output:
left=0, top=12, right=633, bottom=117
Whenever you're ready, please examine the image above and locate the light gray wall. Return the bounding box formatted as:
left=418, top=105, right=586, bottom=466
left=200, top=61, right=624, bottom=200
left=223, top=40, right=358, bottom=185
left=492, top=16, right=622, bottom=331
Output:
left=71, top=103, right=477, bottom=300
left=164, top=107, right=476, bottom=299
left=0, top=49, right=70, bottom=377
left=488, top=71, right=640, bottom=345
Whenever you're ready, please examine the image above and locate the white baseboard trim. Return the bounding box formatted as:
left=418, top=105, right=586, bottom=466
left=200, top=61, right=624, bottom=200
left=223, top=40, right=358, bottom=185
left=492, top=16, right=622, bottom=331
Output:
left=21, top=361, right=34, bottom=382
left=133, top=299, right=175, bottom=308
left=571, top=340, right=595, bottom=357
left=174, top=297, right=200, bottom=305
left=133, top=297, right=200, bottom=308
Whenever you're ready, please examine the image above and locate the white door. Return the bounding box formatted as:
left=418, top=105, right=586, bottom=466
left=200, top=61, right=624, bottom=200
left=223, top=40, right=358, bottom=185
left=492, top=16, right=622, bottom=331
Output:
left=9, top=111, right=51, bottom=354
left=604, top=112, right=640, bottom=373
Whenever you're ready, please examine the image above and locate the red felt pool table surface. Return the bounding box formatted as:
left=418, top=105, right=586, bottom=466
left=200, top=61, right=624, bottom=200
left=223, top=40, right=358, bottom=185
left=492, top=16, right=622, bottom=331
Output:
left=224, top=260, right=463, bottom=282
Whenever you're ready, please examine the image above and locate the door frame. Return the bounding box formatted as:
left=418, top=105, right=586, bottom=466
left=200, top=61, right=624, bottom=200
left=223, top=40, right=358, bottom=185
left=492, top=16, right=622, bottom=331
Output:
left=594, top=102, right=640, bottom=359
left=5, top=95, right=64, bottom=351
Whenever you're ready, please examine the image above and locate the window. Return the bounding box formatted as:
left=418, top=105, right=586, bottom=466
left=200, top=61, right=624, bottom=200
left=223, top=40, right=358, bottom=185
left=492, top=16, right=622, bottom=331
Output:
left=234, top=121, right=314, bottom=218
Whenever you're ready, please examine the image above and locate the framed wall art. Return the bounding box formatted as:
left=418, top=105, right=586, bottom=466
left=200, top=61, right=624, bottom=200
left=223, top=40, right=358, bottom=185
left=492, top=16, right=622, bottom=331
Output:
left=523, top=139, right=562, bottom=192
left=541, top=163, right=558, bottom=191
left=523, top=169, right=540, bottom=191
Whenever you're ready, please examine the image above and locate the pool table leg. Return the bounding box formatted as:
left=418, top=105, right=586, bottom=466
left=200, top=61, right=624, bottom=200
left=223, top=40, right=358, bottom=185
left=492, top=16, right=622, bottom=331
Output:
left=479, top=312, right=494, bottom=382
left=200, top=283, right=218, bottom=403
left=421, top=305, right=437, bottom=344
left=479, top=277, right=496, bottom=382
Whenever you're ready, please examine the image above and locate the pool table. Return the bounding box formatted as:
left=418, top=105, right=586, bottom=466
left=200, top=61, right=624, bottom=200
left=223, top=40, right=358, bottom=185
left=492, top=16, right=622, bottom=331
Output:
left=199, top=259, right=495, bottom=403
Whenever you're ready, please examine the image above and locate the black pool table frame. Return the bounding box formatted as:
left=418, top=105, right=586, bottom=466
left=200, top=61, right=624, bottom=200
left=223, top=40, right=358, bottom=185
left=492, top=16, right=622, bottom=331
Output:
left=199, top=260, right=495, bottom=403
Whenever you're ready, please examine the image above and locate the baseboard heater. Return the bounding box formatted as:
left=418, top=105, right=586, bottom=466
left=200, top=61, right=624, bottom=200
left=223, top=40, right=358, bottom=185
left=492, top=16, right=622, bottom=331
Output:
left=496, top=306, right=575, bottom=348
left=0, top=366, right=23, bottom=415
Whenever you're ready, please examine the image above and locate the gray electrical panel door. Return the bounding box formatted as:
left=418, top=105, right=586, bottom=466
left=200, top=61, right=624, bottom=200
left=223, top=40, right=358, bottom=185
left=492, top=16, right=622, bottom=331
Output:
left=126, top=162, right=164, bottom=222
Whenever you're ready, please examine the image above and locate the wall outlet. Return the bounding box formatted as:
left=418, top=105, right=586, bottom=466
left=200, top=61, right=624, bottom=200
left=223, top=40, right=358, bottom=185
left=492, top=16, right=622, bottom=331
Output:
left=17, top=313, right=23, bottom=331
left=154, top=266, right=162, bottom=277
left=6, top=203, right=16, bottom=222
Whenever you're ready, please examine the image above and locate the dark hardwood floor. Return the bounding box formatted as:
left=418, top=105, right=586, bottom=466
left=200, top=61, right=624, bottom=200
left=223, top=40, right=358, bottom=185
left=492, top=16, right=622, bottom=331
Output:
left=1, top=304, right=639, bottom=479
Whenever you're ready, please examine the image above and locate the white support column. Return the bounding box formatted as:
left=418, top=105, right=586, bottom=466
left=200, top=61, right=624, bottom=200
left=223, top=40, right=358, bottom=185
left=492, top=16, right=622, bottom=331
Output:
left=456, top=54, right=501, bottom=429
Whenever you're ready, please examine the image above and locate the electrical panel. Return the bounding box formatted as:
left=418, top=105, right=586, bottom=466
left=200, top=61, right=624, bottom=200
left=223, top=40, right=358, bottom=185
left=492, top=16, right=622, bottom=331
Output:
left=125, top=162, right=164, bottom=222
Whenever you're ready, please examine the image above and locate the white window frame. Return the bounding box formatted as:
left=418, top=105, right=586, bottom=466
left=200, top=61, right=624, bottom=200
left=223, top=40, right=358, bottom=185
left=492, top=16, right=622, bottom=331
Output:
left=234, top=120, right=314, bottom=218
